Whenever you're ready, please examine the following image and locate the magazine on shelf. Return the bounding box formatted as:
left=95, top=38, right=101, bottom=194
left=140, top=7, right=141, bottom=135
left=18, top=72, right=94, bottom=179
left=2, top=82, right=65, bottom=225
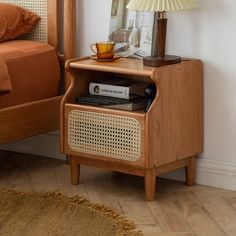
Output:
left=89, top=78, right=150, bottom=99
left=75, top=95, right=148, bottom=111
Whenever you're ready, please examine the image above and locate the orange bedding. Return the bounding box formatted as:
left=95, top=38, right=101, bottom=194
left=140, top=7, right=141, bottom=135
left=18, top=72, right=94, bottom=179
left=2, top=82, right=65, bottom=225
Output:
left=0, top=40, right=60, bottom=109
left=0, top=58, right=11, bottom=92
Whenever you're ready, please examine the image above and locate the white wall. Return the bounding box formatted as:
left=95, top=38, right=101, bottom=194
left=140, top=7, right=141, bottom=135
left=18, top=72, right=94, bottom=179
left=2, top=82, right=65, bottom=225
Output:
left=76, top=0, right=112, bottom=56
left=167, top=0, right=236, bottom=164
left=2, top=0, right=236, bottom=190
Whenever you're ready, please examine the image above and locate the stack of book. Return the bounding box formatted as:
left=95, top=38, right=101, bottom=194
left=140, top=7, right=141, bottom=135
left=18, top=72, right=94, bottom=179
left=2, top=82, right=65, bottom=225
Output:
left=75, top=78, right=150, bottom=111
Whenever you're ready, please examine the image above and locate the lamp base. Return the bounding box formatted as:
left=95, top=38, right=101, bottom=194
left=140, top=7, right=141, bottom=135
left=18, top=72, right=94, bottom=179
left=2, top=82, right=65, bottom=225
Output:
left=143, top=55, right=181, bottom=67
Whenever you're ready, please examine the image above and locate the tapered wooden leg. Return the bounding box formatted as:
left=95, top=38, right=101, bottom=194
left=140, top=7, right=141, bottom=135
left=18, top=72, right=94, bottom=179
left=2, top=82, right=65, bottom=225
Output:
left=70, top=156, right=80, bottom=185
left=144, top=169, right=156, bottom=201
left=185, top=156, right=196, bottom=186
left=66, top=154, right=70, bottom=164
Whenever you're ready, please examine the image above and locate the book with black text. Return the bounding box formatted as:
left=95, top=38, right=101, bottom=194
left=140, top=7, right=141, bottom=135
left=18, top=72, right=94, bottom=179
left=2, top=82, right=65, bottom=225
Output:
left=89, top=78, right=150, bottom=99
left=75, top=95, right=148, bottom=111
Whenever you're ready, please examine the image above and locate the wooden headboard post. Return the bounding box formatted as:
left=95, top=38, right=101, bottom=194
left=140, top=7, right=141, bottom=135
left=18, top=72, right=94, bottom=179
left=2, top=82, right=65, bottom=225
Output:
left=47, top=0, right=59, bottom=49
left=48, top=0, right=76, bottom=90
left=46, top=0, right=77, bottom=91
left=64, top=0, right=77, bottom=90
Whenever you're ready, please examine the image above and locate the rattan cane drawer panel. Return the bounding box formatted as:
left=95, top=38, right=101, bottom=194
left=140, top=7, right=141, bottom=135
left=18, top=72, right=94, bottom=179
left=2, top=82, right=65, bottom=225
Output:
left=66, top=109, right=144, bottom=162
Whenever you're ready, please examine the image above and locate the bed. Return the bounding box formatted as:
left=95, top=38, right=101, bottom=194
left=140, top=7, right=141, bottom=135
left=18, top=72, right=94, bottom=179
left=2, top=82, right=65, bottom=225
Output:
left=0, top=0, right=76, bottom=144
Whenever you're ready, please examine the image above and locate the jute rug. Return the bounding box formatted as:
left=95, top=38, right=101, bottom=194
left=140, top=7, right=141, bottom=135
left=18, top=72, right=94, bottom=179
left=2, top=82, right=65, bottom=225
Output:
left=0, top=188, right=142, bottom=236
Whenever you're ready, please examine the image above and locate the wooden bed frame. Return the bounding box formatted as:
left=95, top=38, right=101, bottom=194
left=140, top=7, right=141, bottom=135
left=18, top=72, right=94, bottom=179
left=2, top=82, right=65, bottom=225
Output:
left=0, top=0, right=76, bottom=144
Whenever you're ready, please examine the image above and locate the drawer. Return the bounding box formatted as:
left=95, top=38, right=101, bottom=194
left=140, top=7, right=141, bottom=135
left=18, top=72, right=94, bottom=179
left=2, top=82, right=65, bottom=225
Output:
left=64, top=104, right=146, bottom=167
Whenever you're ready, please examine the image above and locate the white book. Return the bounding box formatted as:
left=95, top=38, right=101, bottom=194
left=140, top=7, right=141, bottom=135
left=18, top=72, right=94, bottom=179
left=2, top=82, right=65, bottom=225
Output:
left=89, top=79, right=149, bottom=99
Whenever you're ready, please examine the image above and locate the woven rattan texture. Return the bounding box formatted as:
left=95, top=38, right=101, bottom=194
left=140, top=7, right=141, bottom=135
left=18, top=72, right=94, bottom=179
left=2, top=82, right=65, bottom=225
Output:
left=68, top=110, right=141, bottom=162
left=0, top=0, right=47, bottom=42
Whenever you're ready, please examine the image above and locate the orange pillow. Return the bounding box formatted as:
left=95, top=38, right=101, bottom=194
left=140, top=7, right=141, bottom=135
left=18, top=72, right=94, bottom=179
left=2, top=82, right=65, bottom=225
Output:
left=0, top=3, right=40, bottom=42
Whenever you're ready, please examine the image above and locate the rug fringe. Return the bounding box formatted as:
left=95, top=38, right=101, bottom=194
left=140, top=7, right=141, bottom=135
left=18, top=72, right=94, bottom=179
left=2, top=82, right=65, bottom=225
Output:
left=0, top=187, right=142, bottom=235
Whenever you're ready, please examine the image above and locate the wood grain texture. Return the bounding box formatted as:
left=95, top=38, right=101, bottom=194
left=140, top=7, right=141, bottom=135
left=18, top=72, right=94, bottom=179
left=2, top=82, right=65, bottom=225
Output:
left=185, top=156, right=196, bottom=186
left=172, top=191, right=227, bottom=236
left=64, top=0, right=77, bottom=90
left=148, top=59, right=203, bottom=167
left=69, top=58, right=154, bottom=77
left=0, top=96, right=61, bottom=144
left=61, top=58, right=203, bottom=201
left=47, top=0, right=59, bottom=48
left=147, top=190, right=192, bottom=233
left=64, top=0, right=77, bottom=63
left=70, top=155, right=80, bottom=184
left=193, top=192, right=236, bottom=235
left=145, top=169, right=156, bottom=201
left=0, top=151, right=235, bottom=236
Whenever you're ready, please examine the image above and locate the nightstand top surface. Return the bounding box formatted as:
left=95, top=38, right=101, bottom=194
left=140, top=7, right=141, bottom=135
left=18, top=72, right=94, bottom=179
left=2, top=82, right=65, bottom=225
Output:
left=68, top=57, right=155, bottom=77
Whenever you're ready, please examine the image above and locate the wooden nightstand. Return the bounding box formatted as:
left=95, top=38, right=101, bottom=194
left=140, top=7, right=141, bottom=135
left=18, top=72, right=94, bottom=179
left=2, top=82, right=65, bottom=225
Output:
left=60, top=57, right=203, bottom=201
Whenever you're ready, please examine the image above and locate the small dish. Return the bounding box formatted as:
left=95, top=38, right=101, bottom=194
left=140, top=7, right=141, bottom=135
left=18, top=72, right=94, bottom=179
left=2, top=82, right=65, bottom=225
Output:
left=90, top=55, right=121, bottom=62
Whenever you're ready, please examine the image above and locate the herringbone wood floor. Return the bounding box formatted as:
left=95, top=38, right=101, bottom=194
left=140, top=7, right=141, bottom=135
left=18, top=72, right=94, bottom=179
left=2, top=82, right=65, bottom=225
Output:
left=0, top=151, right=236, bottom=236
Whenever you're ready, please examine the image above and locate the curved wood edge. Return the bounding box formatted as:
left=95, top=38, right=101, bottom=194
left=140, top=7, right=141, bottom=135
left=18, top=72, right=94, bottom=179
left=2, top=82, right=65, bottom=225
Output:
left=59, top=65, right=76, bottom=153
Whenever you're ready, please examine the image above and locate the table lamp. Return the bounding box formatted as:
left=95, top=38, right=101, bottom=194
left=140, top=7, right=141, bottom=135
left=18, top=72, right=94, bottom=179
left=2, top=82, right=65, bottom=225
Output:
left=126, top=0, right=197, bottom=67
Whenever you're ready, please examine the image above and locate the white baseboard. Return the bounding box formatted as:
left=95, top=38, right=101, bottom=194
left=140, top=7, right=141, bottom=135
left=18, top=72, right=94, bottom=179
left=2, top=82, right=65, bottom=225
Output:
left=1, top=134, right=236, bottom=191
left=0, top=131, right=65, bottom=160
left=162, top=158, right=236, bottom=191
left=196, top=158, right=236, bottom=191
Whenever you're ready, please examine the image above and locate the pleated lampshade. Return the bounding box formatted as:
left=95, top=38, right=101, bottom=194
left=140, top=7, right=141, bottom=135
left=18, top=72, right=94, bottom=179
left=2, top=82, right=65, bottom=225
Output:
left=127, top=0, right=198, bottom=12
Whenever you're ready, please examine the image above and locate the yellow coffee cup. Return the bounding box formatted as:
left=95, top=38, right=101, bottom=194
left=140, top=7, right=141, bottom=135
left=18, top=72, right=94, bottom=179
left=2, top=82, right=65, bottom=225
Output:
left=90, top=41, right=115, bottom=59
